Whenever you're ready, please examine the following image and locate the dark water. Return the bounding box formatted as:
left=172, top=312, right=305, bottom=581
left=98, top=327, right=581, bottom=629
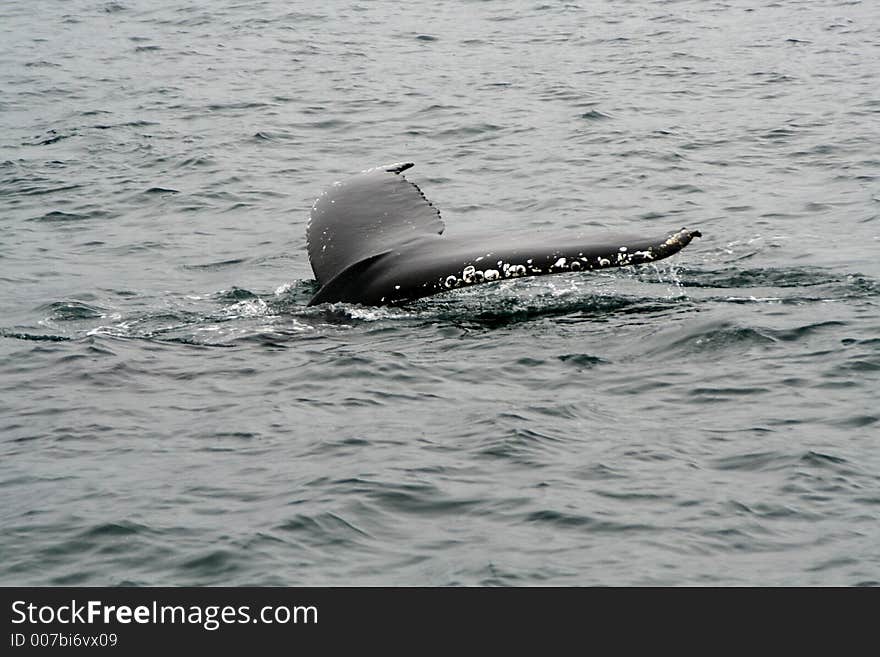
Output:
left=2, top=0, right=879, bottom=585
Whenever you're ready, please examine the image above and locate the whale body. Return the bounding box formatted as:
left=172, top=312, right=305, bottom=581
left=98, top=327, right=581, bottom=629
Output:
left=306, top=162, right=701, bottom=306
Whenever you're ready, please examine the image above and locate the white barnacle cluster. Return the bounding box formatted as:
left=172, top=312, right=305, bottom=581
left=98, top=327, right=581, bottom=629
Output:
left=663, top=234, right=678, bottom=247
left=544, top=255, right=595, bottom=274
left=555, top=254, right=597, bottom=271
left=588, top=245, right=654, bottom=268
left=615, top=247, right=634, bottom=266
left=500, top=262, right=527, bottom=278
left=439, top=249, right=642, bottom=291
left=440, top=260, right=525, bottom=290
left=461, top=265, right=486, bottom=284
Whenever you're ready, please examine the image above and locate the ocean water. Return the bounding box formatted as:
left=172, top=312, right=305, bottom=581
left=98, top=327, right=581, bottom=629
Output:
left=1, top=0, right=878, bottom=586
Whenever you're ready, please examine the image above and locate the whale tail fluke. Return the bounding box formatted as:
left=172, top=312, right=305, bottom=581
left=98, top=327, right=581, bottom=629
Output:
left=305, top=163, right=702, bottom=306
left=306, top=162, right=444, bottom=287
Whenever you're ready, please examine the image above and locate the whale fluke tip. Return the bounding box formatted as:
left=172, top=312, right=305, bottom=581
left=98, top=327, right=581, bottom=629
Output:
left=367, top=162, right=414, bottom=175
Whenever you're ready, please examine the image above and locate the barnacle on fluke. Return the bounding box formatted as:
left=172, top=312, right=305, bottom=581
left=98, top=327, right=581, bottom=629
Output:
left=306, top=162, right=701, bottom=306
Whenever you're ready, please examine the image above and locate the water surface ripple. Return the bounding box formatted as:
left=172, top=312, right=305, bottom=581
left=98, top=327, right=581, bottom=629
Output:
left=1, top=0, right=878, bottom=585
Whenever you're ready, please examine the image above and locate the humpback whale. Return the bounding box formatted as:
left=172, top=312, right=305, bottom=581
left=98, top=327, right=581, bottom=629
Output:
left=306, top=162, right=701, bottom=306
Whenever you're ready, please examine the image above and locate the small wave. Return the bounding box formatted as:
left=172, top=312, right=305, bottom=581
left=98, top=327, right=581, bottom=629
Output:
left=1, top=182, right=82, bottom=198
left=677, top=267, right=879, bottom=303
left=81, top=521, right=151, bottom=538
left=368, top=483, right=480, bottom=516
left=525, top=509, right=654, bottom=533
left=80, top=286, right=325, bottom=345
left=24, top=130, right=73, bottom=146
left=0, top=330, right=70, bottom=342
left=271, top=280, right=321, bottom=308
left=36, top=300, right=106, bottom=321
left=276, top=512, right=371, bottom=546
left=641, top=321, right=777, bottom=359
left=205, top=101, right=269, bottom=112
left=176, top=550, right=240, bottom=580
left=678, top=266, right=834, bottom=289
left=767, top=320, right=847, bottom=342
left=222, top=298, right=270, bottom=318
left=24, top=60, right=61, bottom=68
left=216, top=287, right=257, bottom=301
left=474, top=426, right=569, bottom=465
left=171, top=155, right=215, bottom=169
left=426, top=290, right=689, bottom=328
left=712, top=450, right=852, bottom=474
left=29, top=211, right=87, bottom=223
left=436, top=123, right=505, bottom=140
left=183, top=259, right=248, bottom=271
left=558, top=353, right=606, bottom=368
left=342, top=305, right=417, bottom=322
left=580, top=109, right=612, bottom=121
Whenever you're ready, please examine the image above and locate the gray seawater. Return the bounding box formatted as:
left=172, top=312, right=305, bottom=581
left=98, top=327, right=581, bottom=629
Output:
left=1, top=0, right=878, bottom=586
